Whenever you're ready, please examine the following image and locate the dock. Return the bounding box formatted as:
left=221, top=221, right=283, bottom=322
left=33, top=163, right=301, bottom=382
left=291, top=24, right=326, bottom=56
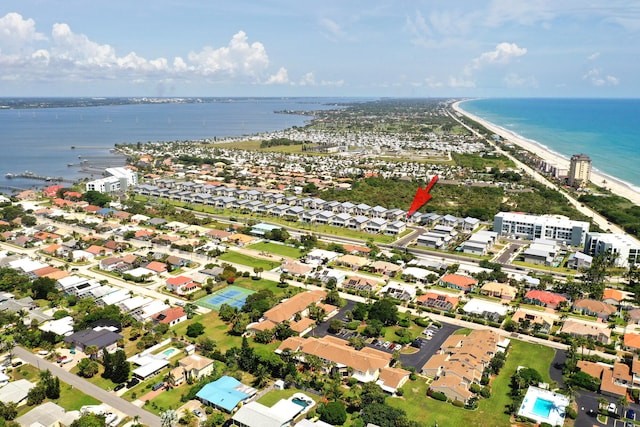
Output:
left=5, top=171, right=77, bottom=184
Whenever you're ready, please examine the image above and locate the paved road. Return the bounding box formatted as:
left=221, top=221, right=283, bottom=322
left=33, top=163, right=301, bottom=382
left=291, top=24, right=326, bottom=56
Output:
left=14, top=347, right=161, bottom=427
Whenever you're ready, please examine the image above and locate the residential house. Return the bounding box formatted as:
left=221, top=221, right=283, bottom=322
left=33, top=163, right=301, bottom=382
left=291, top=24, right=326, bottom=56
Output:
left=371, top=260, right=402, bottom=276
left=602, top=289, right=624, bottom=306
left=280, top=261, right=313, bottom=277
left=63, top=328, right=123, bottom=356
left=342, top=276, right=378, bottom=292
left=196, top=376, right=257, bottom=413
left=577, top=360, right=630, bottom=398
left=276, top=335, right=393, bottom=384
left=510, top=310, right=554, bottom=333
left=462, top=298, right=508, bottom=321
left=480, top=282, right=518, bottom=300
left=422, top=330, right=501, bottom=404
left=152, top=307, right=188, bottom=327
left=379, top=282, right=416, bottom=302
left=439, top=274, right=477, bottom=292
left=165, top=276, right=199, bottom=295
left=523, top=289, right=568, bottom=309
left=416, top=292, right=459, bottom=311
left=573, top=299, right=617, bottom=320
left=560, top=319, right=611, bottom=344
left=567, top=252, right=593, bottom=270
left=335, top=254, right=369, bottom=270
left=248, top=290, right=336, bottom=337
left=175, top=354, right=214, bottom=383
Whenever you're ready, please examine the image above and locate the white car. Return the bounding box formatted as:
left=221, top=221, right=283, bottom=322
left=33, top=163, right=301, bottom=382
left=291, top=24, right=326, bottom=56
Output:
left=608, top=402, right=617, bottom=413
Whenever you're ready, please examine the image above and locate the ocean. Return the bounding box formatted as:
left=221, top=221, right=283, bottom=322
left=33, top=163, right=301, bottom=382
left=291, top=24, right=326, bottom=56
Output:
left=0, top=97, right=350, bottom=192
left=460, top=98, right=640, bottom=189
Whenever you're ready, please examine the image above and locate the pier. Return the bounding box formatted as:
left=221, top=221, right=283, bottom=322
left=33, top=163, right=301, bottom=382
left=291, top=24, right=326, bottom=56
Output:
left=5, top=171, right=77, bottom=184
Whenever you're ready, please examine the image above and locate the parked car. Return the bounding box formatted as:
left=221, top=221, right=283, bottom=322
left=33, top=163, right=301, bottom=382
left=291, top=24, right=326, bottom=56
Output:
left=193, top=409, right=203, bottom=418
left=126, top=378, right=140, bottom=388
left=114, top=383, right=125, bottom=392
left=60, top=357, right=73, bottom=365
left=608, top=402, right=617, bottom=413
left=383, top=341, right=390, bottom=348
left=627, top=408, right=635, bottom=419
left=152, top=382, right=164, bottom=391
left=56, top=356, right=67, bottom=364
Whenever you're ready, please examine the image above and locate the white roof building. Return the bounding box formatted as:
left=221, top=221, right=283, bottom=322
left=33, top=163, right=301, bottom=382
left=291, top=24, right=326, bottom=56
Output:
left=463, top=298, right=509, bottom=319
left=39, top=316, right=75, bottom=336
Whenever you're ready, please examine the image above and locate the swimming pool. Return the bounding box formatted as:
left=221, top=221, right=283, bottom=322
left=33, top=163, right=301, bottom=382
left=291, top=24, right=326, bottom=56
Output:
left=161, top=347, right=179, bottom=358
left=532, top=398, right=554, bottom=418
left=291, top=397, right=310, bottom=408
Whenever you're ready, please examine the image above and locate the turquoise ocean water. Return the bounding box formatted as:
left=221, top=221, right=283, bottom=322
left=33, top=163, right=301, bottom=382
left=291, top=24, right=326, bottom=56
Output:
left=459, top=98, right=640, bottom=190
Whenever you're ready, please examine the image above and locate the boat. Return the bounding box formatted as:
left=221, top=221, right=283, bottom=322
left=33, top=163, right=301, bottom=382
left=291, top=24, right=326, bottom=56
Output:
left=5, top=173, right=14, bottom=179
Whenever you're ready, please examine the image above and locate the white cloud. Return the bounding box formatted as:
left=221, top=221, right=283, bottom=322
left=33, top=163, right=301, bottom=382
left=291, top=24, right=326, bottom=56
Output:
left=298, top=72, right=316, bottom=86
left=266, top=67, right=289, bottom=84
left=471, top=42, right=526, bottom=69
left=0, top=12, right=46, bottom=52
left=583, top=68, right=619, bottom=86
left=0, top=14, right=294, bottom=86
left=319, top=18, right=345, bottom=40
left=485, top=0, right=556, bottom=27
left=405, top=9, right=476, bottom=48
left=187, top=31, right=269, bottom=77
left=587, top=52, right=600, bottom=61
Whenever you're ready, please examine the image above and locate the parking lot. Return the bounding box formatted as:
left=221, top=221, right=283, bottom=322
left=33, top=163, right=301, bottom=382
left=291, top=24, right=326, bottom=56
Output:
left=312, top=300, right=459, bottom=371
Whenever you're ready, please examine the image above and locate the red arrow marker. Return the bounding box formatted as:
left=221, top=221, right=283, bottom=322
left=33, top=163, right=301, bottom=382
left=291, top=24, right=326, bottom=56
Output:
left=407, top=175, right=439, bottom=217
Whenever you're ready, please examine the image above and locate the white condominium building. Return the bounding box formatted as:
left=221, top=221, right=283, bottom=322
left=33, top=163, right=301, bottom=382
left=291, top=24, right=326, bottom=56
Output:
left=568, top=153, right=591, bottom=188
left=493, top=212, right=589, bottom=246
left=584, top=232, right=640, bottom=268
left=86, top=167, right=137, bottom=193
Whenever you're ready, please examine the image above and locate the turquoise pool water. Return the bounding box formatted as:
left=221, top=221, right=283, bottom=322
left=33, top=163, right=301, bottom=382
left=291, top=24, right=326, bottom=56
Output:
left=162, top=347, right=178, bottom=357
left=292, top=397, right=310, bottom=408
left=532, top=398, right=554, bottom=418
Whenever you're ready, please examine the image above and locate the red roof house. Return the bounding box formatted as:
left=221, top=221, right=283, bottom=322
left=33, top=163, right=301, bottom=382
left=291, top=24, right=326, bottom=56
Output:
left=524, top=290, right=568, bottom=309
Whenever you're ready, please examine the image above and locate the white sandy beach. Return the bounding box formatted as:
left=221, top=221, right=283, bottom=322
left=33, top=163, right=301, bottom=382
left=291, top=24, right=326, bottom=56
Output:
left=452, top=101, right=640, bottom=207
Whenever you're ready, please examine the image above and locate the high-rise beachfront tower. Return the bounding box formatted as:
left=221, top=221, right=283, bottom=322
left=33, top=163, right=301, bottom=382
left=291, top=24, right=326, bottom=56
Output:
left=568, top=153, right=591, bottom=188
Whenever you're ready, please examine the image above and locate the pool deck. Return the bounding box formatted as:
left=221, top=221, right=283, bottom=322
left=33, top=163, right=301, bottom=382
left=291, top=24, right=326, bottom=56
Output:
left=518, top=385, right=570, bottom=426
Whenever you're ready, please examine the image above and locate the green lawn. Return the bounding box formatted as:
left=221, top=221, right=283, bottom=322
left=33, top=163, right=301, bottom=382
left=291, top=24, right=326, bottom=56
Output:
left=248, top=241, right=303, bottom=259
left=257, top=388, right=318, bottom=407
left=70, top=364, right=119, bottom=390
left=15, top=380, right=100, bottom=418
left=218, top=252, right=282, bottom=270
left=174, top=311, right=241, bottom=350
left=388, top=339, right=555, bottom=427
left=54, top=382, right=101, bottom=410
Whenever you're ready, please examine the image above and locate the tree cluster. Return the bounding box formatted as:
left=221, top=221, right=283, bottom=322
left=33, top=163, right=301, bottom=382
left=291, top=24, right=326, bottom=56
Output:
left=102, top=350, right=130, bottom=384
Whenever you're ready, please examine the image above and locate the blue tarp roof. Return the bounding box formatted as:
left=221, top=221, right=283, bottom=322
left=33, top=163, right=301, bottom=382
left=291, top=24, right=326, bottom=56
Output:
left=196, top=376, right=252, bottom=412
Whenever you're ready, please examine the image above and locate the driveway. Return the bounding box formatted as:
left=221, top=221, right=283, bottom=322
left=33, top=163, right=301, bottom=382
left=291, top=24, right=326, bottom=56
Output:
left=14, top=347, right=161, bottom=427
left=399, top=322, right=459, bottom=370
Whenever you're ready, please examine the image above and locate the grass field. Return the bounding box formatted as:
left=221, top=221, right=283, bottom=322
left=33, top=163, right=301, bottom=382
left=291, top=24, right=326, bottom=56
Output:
left=248, top=241, right=303, bottom=259
left=15, top=378, right=100, bottom=418
left=388, top=339, right=555, bottom=427
left=257, top=388, right=318, bottom=407
left=218, top=252, right=282, bottom=270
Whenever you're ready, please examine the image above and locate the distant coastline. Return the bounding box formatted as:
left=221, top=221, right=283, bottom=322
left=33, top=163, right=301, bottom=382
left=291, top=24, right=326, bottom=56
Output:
left=453, top=100, right=640, bottom=207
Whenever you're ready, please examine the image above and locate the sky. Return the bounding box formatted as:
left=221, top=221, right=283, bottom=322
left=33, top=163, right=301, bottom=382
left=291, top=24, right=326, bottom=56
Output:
left=1, top=0, right=638, bottom=97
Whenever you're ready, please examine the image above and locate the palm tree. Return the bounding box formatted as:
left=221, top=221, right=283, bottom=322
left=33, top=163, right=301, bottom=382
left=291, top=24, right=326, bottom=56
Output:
left=132, top=415, right=140, bottom=427
left=163, top=371, right=176, bottom=389
left=160, top=409, right=178, bottom=427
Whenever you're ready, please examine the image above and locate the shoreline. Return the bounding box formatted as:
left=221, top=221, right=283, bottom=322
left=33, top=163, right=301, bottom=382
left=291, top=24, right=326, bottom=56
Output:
left=452, top=100, right=640, bottom=207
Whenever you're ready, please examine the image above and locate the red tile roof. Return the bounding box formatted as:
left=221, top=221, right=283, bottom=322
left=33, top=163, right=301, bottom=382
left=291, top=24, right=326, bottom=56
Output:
left=524, top=289, right=567, bottom=306
left=440, top=274, right=478, bottom=289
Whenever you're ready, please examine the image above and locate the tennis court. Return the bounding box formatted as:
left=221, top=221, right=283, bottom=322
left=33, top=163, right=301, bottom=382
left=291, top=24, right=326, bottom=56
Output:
left=196, top=285, right=255, bottom=310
